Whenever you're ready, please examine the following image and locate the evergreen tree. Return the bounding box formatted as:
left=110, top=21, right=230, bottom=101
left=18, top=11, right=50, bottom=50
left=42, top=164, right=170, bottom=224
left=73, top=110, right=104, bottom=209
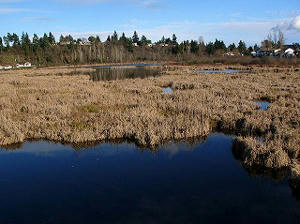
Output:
left=96, top=36, right=101, bottom=43
left=126, top=38, right=133, bottom=52
left=12, top=33, right=20, bottom=46
left=21, top=32, right=31, bottom=47
left=66, top=35, right=73, bottom=42
left=238, top=40, right=247, bottom=55
left=132, top=31, right=139, bottom=44
left=190, top=40, right=199, bottom=53
left=32, top=34, right=40, bottom=52
left=33, top=34, right=39, bottom=46
left=0, top=37, right=3, bottom=51
left=76, top=38, right=82, bottom=44
left=21, top=32, right=31, bottom=57
left=165, top=37, right=171, bottom=44
left=88, top=36, right=96, bottom=43
left=159, top=36, right=165, bottom=44
left=48, top=32, right=55, bottom=44
left=3, top=35, right=9, bottom=48
left=112, top=31, right=118, bottom=42
left=140, top=35, right=151, bottom=45
left=205, top=42, right=215, bottom=55
left=140, top=35, right=146, bottom=45
left=213, top=39, right=226, bottom=51
left=120, top=32, right=127, bottom=43
left=228, top=43, right=236, bottom=51
left=59, top=35, right=64, bottom=43
left=171, top=34, right=179, bottom=54
left=21, top=32, right=26, bottom=45
left=7, top=33, right=13, bottom=45
left=41, top=33, right=50, bottom=48
left=172, top=34, right=177, bottom=45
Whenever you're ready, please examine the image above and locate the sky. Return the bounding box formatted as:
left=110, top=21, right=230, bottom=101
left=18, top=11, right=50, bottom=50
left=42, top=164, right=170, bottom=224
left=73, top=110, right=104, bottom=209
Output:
left=0, top=0, right=299, bottom=45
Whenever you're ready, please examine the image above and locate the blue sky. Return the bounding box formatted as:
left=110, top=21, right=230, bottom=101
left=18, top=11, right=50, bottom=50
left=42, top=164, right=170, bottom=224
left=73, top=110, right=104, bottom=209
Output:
left=0, top=0, right=299, bottom=45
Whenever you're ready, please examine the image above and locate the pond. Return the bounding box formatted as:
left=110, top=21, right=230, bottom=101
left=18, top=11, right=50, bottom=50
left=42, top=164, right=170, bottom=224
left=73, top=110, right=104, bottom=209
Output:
left=198, top=69, right=243, bottom=74
left=91, top=63, right=162, bottom=69
left=162, top=87, right=174, bottom=94
left=88, top=64, right=163, bottom=81
left=0, top=133, right=299, bottom=223
left=255, top=101, right=270, bottom=111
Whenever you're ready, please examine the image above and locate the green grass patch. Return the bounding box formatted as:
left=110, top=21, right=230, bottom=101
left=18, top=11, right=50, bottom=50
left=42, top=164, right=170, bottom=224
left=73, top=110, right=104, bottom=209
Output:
left=78, top=103, right=100, bottom=113
left=71, top=120, right=89, bottom=131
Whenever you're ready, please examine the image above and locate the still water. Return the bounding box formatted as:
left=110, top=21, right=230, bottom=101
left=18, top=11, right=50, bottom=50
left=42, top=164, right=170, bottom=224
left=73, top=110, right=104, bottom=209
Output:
left=162, top=87, right=174, bottom=94
left=255, top=101, right=271, bottom=111
left=198, top=69, right=243, bottom=74
left=0, top=133, right=299, bottom=224
left=87, top=64, right=162, bottom=81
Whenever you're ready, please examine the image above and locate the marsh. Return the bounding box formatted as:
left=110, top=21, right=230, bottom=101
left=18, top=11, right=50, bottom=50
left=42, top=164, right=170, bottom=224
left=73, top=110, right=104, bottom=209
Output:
left=1, top=64, right=300, bottom=222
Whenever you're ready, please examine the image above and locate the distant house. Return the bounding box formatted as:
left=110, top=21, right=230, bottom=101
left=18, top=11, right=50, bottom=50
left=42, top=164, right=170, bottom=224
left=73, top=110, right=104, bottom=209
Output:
left=16, top=62, right=32, bottom=68
left=24, top=62, right=32, bottom=67
left=251, top=51, right=257, bottom=57
left=16, top=64, right=25, bottom=68
left=254, top=49, right=264, bottom=57
left=133, top=43, right=139, bottom=47
left=59, top=41, right=71, bottom=46
left=79, top=41, right=92, bottom=46
left=252, top=49, right=272, bottom=57
left=285, top=48, right=295, bottom=58
left=224, top=52, right=235, bottom=57
left=282, top=45, right=295, bottom=50
left=159, top=43, right=169, bottom=47
left=273, top=49, right=282, bottom=57
left=4, top=66, right=13, bottom=70
left=147, top=43, right=153, bottom=47
left=251, top=44, right=299, bottom=58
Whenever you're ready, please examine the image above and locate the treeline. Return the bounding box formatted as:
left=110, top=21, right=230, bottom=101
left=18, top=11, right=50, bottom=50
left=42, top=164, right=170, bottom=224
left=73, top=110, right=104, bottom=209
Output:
left=0, top=30, right=298, bottom=66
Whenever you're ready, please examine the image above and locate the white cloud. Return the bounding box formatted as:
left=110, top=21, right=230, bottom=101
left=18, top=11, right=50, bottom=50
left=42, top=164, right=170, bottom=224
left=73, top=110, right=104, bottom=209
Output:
left=55, top=0, right=165, bottom=9
left=291, top=15, right=300, bottom=30
left=132, top=0, right=165, bottom=9
left=0, top=7, right=26, bottom=13
left=0, top=0, right=23, bottom=2
left=22, top=16, right=52, bottom=21
left=272, top=15, right=300, bottom=31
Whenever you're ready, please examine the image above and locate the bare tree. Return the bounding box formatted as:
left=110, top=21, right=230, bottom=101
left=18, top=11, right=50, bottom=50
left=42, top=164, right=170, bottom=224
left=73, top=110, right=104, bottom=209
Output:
left=268, top=29, right=285, bottom=49
left=278, top=30, right=285, bottom=48
left=198, top=36, right=205, bottom=45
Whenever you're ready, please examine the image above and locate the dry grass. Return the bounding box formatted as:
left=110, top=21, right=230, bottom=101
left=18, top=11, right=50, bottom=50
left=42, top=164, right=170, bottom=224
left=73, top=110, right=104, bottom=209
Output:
left=0, top=64, right=300, bottom=179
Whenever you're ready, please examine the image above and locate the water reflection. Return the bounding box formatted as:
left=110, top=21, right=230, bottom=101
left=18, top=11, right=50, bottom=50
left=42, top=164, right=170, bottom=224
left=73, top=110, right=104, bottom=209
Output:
left=0, top=133, right=299, bottom=223
left=255, top=101, right=270, bottom=111
left=87, top=65, right=162, bottom=81
left=198, top=69, right=244, bottom=74
left=162, top=87, right=173, bottom=94
left=232, top=139, right=288, bottom=182
left=92, top=63, right=162, bottom=69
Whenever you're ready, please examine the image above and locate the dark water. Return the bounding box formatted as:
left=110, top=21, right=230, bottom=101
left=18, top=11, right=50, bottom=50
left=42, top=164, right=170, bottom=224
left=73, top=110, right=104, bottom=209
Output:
left=255, top=101, right=270, bottom=111
left=91, top=63, right=162, bottom=69
left=88, top=64, right=162, bottom=81
left=0, top=133, right=299, bottom=224
left=199, top=69, right=243, bottom=74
